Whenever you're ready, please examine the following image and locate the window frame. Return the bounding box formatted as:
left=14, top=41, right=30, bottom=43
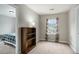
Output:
left=47, top=18, right=58, bottom=35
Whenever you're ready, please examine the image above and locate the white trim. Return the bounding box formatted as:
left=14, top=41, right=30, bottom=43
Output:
left=59, top=40, right=68, bottom=44
left=70, top=44, right=76, bottom=53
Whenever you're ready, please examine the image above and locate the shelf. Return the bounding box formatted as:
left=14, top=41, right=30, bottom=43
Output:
left=27, top=32, right=35, bottom=35
left=28, top=37, right=35, bottom=41
left=26, top=45, right=35, bottom=53
left=21, top=27, right=36, bottom=54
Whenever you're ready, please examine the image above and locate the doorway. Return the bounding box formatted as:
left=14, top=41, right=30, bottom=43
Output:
left=0, top=4, right=16, bottom=54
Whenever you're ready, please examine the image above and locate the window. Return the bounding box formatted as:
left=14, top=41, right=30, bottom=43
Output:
left=47, top=19, right=57, bottom=35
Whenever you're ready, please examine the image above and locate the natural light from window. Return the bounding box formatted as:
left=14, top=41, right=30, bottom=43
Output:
left=47, top=19, right=57, bottom=35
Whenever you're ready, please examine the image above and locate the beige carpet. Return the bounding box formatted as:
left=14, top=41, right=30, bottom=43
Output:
left=0, top=42, right=15, bottom=54
left=28, top=41, right=74, bottom=54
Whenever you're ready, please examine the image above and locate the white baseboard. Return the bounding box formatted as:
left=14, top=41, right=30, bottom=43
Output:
left=39, top=39, right=46, bottom=41
left=39, top=39, right=69, bottom=43
left=59, top=40, right=69, bottom=44
left=70, top=44, right=76, bottom=53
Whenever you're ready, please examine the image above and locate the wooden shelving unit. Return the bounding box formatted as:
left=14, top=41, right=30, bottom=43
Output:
left=20, top=27, right=36, bottom=54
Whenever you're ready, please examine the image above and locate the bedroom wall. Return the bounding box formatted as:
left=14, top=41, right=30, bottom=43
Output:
left=69, top=7, right=77, bottom=52
left=39, top=12, right=69, bottom=43
left=0, top=15, right=16, bottom=35
left=16, top=4, right=40, bottom=53
left=69, top=5, right=79, bottom=53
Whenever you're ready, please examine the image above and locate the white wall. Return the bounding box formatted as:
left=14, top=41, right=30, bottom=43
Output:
left=69, top=7, right=77, bottom=52
left=76, top=6, right=79, bottom=53
left=0, top=15, right=16, bottom=35
left=39, top=12, right=69, bottom=43
left=16, top=4, right=40, bottom=53
left=69, top=5, right=79, bottom=53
